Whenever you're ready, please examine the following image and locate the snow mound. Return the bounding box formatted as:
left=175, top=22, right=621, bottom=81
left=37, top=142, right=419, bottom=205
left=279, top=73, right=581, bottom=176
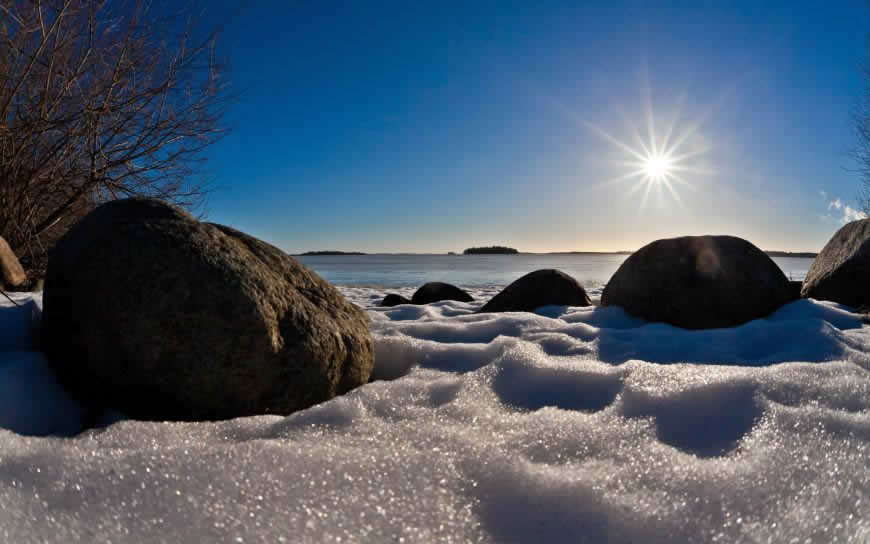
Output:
left=0, top=286, right=868, bottom=543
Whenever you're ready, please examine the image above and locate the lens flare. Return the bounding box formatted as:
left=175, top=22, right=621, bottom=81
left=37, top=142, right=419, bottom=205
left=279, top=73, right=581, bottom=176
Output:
left=581, top=83, right=715, bottom=209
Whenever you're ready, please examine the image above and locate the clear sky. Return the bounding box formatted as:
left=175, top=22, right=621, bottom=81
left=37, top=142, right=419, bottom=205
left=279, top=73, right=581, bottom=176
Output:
left=201, top=1, right=869, bottom=254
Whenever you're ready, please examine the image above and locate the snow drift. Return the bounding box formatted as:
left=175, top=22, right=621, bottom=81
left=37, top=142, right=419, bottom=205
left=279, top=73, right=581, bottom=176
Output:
left=0, top=285, right=868, bottom=543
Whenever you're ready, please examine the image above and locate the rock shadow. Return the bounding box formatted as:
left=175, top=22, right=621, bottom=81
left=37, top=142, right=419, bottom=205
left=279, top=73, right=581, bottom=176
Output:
left=493, top=362, right=622, bottom=413
left=468, top=458, right=677, bottom=544
left=591, top=300, right=861, bottom=366
left=622, top=381, right=763, bottom=458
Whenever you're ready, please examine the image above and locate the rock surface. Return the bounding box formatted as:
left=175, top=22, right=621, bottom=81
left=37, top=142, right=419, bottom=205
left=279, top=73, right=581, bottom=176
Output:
left=601, top=235, right=793, bottom=329
left=479, top=269, right=591, bottom=313
left=411, top=282, right=473, bottom=305
left=0, top=236, right=26, bottom=289
left=801, top=218, right=870, bottom=309
left=381, top=294, right=412, bottom=307
left=42, top=198, right=374, bottom=421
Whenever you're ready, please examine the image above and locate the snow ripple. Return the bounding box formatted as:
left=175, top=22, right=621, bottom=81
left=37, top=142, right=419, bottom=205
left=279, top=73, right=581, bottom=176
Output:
left=0, top=285, right=867, bottom=543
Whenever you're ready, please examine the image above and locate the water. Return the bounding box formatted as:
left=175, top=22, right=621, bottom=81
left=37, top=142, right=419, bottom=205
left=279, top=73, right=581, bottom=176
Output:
left=297, top=254, right=814, bottom=288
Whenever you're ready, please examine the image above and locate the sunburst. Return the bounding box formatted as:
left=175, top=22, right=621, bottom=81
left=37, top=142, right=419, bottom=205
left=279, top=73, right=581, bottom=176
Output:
left=583, top=90, right=714, bottom=209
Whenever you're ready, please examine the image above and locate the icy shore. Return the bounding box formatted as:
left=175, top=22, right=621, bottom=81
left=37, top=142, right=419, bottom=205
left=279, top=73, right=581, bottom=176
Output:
left=0, top=285, right=868, bottom=542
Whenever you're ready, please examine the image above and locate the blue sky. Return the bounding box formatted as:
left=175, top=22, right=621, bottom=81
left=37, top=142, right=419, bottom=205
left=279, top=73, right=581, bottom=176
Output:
left=201, top=1, right=868, bottom=253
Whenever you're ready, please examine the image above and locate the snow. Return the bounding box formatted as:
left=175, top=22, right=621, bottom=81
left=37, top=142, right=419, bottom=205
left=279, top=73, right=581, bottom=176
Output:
left=0, top=293, right=84, bottom=437
left=1, top=285, right=869, bottom=542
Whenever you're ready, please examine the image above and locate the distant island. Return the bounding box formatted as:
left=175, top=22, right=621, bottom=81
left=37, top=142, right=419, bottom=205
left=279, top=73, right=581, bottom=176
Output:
left=298, top=251, right=367, bottom=256
left=765, top=251, right=818, bottom=258
left=463, top=246, right=519, bottom=255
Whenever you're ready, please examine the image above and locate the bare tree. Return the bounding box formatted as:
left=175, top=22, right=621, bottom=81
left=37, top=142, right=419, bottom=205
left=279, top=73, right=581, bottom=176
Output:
left=0, top=0, right=229, bottom=271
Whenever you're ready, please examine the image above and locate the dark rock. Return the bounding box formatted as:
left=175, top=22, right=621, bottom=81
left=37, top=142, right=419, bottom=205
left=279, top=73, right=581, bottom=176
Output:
left=801, top=218, right=870, bottom=309
left=381, top=294, right=411, bottom=307
left=788, top=280, right=803, bottom=301
left=601, top=235, right=793, bottom=329
left=0, top=235, right=26, bottom=289
left=411, top=282, right=473, bottom=305
left=479, top=269, right=591, bottom=313
left=42, top=198, right=374, bottom=421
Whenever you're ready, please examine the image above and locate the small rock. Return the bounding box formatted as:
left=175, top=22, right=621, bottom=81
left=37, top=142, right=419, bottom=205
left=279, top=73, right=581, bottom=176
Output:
left=788, top=280, right=803, bottom=301
left=411, top=282, right=473, bottom=305
left=0, top=235, right=26, bottom=289
left=381, top=294, right=411, bottom=307
left=479, top=269, right=591, bottom=313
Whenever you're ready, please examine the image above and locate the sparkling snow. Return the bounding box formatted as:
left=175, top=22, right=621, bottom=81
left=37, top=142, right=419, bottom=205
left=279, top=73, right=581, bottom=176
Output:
left=0, top=285, right=868, bottom=543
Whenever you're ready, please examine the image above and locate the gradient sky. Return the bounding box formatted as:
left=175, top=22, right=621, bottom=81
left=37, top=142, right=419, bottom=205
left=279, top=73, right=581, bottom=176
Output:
left=201, top=1, right=869, bottom=253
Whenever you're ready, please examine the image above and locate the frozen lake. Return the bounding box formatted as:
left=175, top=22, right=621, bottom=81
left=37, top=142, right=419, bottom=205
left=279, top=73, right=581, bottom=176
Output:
left=297, top=253, right=815, bottom=289
left=2, top=284, right=867, bottom=542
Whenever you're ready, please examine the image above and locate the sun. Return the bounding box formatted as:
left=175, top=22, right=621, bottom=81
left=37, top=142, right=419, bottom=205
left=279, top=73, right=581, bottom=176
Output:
left=580, top=87, right=713, bottom=209
left=644, top=154, right=672, bottom=181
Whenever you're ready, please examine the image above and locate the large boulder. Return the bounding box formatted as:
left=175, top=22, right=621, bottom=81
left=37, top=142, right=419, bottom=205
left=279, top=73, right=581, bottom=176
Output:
left=801, top=218, right=870, bottom=309
left=601, top=235, right=793, bottom=329
left=381, top=294, right=411, bottom=307
left=479, top=269, right=591, bottom=313
left=0, top=236, right=26, bottom=289
left=42, top=198, right=374, bottom=421
left=411, top=282, right=473, bottom=304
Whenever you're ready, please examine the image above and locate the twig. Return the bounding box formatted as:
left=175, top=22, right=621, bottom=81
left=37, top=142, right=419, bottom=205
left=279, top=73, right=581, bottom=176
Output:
left=0, top=287, right=20, bottom=307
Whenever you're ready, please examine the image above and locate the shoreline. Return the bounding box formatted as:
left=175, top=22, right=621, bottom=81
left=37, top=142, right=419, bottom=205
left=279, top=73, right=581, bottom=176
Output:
left=295, top=250, right=818, bottom=257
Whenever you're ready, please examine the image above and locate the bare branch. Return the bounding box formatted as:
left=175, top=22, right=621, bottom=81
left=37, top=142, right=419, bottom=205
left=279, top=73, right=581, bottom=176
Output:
left=0, top=0, right=231, bottom=271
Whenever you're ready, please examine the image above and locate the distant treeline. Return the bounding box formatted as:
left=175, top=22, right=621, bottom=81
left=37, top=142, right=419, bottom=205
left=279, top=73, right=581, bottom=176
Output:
left=299, top=251, right=367, bottom=256
left=463, top=246, right=518, bottom=255
left=765, top=251, right=817, bottom=258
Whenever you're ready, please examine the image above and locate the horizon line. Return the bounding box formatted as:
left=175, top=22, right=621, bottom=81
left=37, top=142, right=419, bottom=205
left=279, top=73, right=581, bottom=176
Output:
left=292, top=249, right=820, bottom=256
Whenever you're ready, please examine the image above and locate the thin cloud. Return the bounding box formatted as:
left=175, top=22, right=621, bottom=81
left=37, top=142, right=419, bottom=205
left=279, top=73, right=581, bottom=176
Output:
left=822, top=193, right=867, bottom=224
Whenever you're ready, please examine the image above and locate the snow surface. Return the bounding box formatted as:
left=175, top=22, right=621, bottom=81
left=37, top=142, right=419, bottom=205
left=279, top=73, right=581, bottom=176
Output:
left=1, top=285, right=869, bottom=543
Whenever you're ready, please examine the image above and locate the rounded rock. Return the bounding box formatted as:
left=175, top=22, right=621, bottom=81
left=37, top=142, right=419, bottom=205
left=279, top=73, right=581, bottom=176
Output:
left=42, top=198, right=374, bottom=421
left=411, top=282, right=473, bottom=305
left=601, top=235, right=793, bottom=329
left=381, top=294, right=411, bottom=307
left=479, top=269, right=591, bottom=313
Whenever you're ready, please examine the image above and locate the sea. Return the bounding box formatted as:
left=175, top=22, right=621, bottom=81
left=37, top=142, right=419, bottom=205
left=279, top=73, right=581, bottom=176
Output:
left=297, top=253, right=815, bottom=289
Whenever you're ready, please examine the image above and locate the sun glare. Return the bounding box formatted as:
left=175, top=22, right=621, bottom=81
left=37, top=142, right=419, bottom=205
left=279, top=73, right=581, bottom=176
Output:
left=581, top=85, right=713, bottom=209
left=644, top=154, right=672, bottom=181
